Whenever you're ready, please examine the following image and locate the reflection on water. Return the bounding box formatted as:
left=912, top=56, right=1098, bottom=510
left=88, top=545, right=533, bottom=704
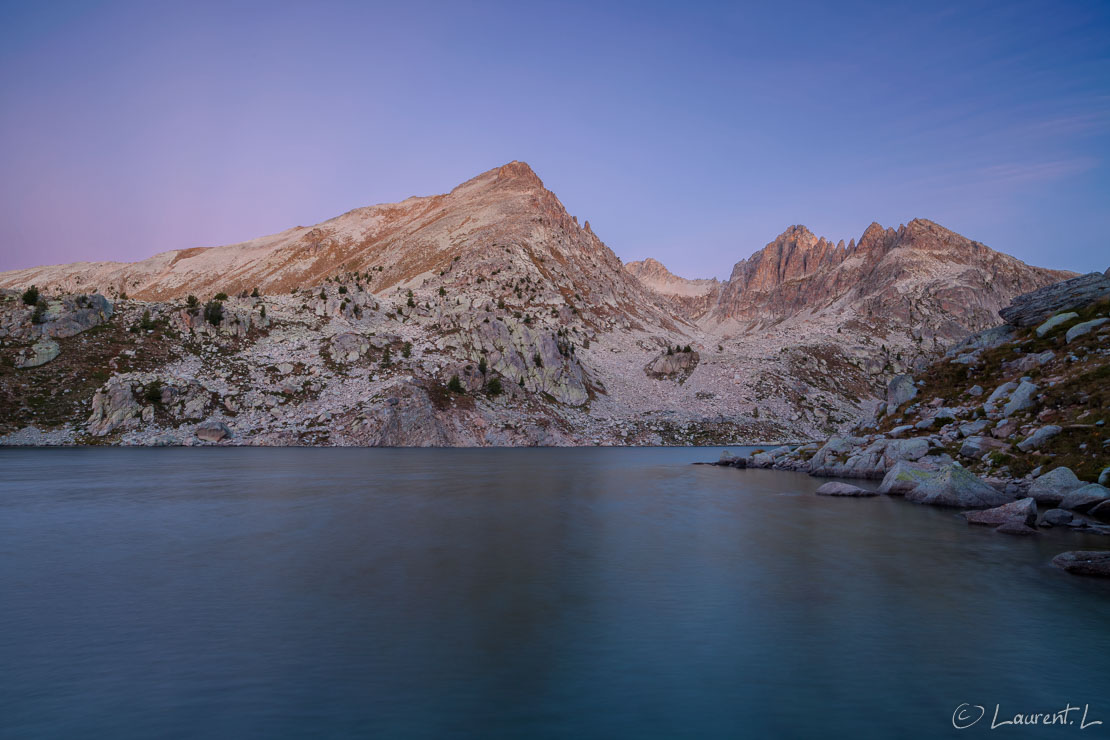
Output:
left=1, top=447, right=1108, bottom=738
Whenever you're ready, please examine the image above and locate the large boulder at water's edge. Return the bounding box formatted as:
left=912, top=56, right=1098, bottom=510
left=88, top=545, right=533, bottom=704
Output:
left=195, top=420, right=232, bottom=443
left=1059, top=484, right=1110, bottom=513
left=962, top=497, right=1037, bottom=528
left=1027, top=467, right=1084, bottom=505
left=878, top=461, right=935, bottom=495
left=904, top=464, right=1013, bottom=508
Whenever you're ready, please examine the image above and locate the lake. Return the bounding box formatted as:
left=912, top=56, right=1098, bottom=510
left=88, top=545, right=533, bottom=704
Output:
left=1, top=447, right=1108, bottom=738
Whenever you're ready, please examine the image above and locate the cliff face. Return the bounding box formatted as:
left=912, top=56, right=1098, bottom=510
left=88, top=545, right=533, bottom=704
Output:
left=705, top=219, right=1073, bottom=341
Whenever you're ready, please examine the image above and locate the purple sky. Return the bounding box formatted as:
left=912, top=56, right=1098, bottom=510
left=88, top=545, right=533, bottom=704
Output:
left=1, top=0, right=1107, bottom=278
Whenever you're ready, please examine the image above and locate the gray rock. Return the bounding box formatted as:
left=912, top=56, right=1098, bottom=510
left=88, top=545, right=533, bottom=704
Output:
left=967, top=385, right=983, bottom=397
left=86, top=377, right=141, bottom=437
left=1002, top=380, right=1037, bottom=417
left=1100, top=467, right=1110, bottom=487
left=996, top=521, right=1039, bottom=536
left=887, top=424, right=915, bottom=438
left=957, top=419, right=988, bottom=438
left=885, top=374, right=918, bottom=410
left=15, top=338, right=60, bottom=368
left=879, top=461, right=936, bottom=495
left=983, top=381, right=1017, bottom=414
left=959, top=436, right=1008, bottom=459
left=815, top=482, right=877, bottom=497
left=195, top=420, right=232, bottom=443
left=1059, top=484, right=1110, bottom=513
left=1027, top=466, right=1084, bottom=505
left=944, top=325, right=1015, bottom=357
left=905, top=464, right=1013, bottom=508
left=1052, top=550, right=1110, bottom=578
left=1034, top=312, right=1077, bottom=337
left=883, top=437, right=929, bottom=464
left=963, top=497, right=1037, bottom=527
left=999, top=272, right=1110, bottom=327
left=1089, top=500, right=1110, bottom=523
left=1065, top=318, right=1109, bottom=343
left=1040, top=509, right=1073, bottom=527
left=1017, top=425, right=1061, bottom=452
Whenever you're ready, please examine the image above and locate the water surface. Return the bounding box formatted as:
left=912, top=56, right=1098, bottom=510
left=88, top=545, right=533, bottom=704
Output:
left=2, top=448, right=1108, bottom=738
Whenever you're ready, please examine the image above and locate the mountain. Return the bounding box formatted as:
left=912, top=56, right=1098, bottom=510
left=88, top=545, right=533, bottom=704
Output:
left=0, top=163, right=1079, bottom=447
left=624, top=258, right=721, bottom=320
left=0, top=162, right=675, bottom=329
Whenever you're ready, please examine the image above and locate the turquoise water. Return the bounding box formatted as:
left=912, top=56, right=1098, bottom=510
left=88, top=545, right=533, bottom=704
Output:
left=1, top=447, right=1108, bottom=738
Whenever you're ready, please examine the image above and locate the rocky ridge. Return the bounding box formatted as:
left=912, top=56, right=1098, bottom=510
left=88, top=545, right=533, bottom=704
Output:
left=0, top=163, right=1087, bottom=449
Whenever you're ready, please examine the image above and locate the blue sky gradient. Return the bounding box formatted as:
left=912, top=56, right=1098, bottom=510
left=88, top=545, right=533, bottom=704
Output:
left=0, top=0, right=1107, bottom=276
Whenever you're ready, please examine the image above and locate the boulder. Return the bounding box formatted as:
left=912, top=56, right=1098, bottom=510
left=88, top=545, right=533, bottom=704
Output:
left=879, top=461, right=936, bottom=495
left=86, top=377, right=141, bottom=437
left=887, top=424, right=915, bottom=438
left=1002, top=380, right=1037, bottom=417
left=1065, top=318, right=1109, bottom=343
left=885, top=374, right=917, bottom=410
left=996, top=521, right=1039, bottom=536
left=15, top=338, right=60, bottom=368
left=1089, top=500, right=1110, bottom=523
left=904, top=464, right=1013, bottom=508
left=815, top=482, right=877, bottom=497
left=882, top=437, right=930, bottom=465
left=644, top=349, right=699, bottom=382
left=1051, top=550, right=1110, bottom=578
left=195, top=420, right=232, bottom=443
left=998, top=272, right=1110, bottom=327
left=962, top=497, right=1037, bottom=527
left=1034, top=312, right=1077, bottom=337
left=983, top=381, right=1017, bottom=414
left=1017, top=425, right=1061, bottom=452
left=957, top=419, right=989, bottom=438
left=1100, top=467, right=1110, bottom=487
left=328, top=332, right=371, bottom=363
left=1027, top=467, right=1084, bottom=505
left=959, top=436, right=1008, bottom=459
left=1040, top=509, right=1074, bottom=527
left=1059, top=484, right=1110, bottom=513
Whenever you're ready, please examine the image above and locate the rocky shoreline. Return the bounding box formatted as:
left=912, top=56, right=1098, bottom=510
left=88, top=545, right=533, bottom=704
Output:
left=706, top=272, right=1110, bottom=577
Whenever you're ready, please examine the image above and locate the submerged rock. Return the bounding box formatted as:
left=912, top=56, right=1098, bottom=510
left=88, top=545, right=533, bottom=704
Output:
left=1052, top=550, right=1110, bottom=578
left=815, top=482, right=877, bottom=497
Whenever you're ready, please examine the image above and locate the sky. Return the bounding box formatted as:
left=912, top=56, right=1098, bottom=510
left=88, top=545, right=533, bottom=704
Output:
left=0, top=0, right=1107, bottom=278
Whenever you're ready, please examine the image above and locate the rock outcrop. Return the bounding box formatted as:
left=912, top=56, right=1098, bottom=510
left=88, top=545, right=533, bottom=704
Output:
left=998, top=272, right=1110, bottom=327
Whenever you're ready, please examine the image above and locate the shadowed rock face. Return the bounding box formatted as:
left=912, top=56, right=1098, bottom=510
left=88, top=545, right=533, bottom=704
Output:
left=998, top=272, right=1110, bottom=327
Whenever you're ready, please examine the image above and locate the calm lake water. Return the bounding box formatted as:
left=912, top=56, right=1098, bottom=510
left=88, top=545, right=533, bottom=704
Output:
left=1, top=447, right=1109, bottom=739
